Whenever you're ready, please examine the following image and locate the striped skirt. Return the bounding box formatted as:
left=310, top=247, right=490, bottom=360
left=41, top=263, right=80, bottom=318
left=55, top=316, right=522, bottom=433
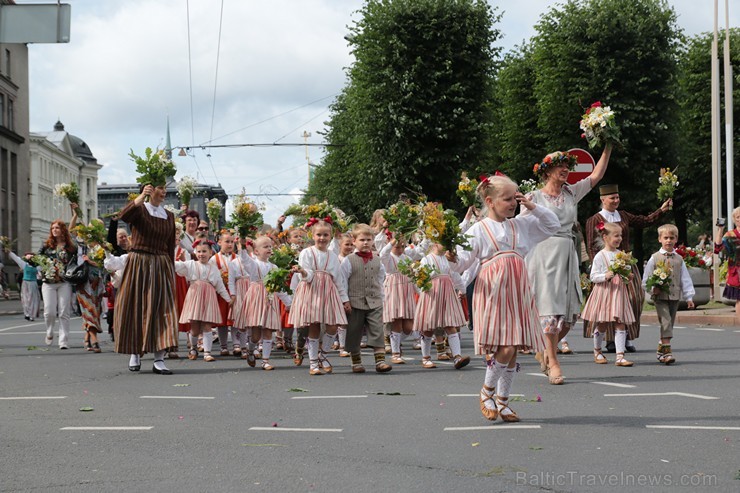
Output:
left=383, top=272, right=416, bottom=323
left=77, top=272, right=105, bottom=333
left=20, top=280, right=41, bottom=319
left=413, top=275, right=466, bottom=332
left=583, top=267, right=642, bottom=339
left=473, top=253, right=544, bottom=355
left=179, top=281, right=222, bottom=324
left=289, top=271, right=347, bottom=327
left=243, top=280, right=281, bottom=331
left=581, top=277, right=636, bottom=325
left=232, top=277, right=251, bottom=329
left=113, top=251, right=178, bottom=355
left=175, top=274, right=190, bottom=333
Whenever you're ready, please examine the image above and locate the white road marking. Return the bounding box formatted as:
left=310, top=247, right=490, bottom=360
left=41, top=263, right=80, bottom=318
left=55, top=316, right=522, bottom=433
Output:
left=526, top=373, right=548, bottom=378
left=673, top=326, right=687, bottom=329
left=647, top=425, right=740, bottom=431
left=249, top=427, right=342, bottom=432
left=444, top=425, right=541, bottom=431
left=604, top=392, right=718, bottom=400
left=591, top=382, right=637, bottom=388
left=291, top=395, right=367, bottom=400
left=0, top=322, right=45, bottom=332
left=0, top=331, right=86, bottom=335
left=695, top=328, right=725, bottom=332
left=60, top=426, right=153, bottom=431
left=446, top=394, right=524, bottom=397
left=0, top=396, right=67, bottom=400
left=139, top=396, right=214, bottom=400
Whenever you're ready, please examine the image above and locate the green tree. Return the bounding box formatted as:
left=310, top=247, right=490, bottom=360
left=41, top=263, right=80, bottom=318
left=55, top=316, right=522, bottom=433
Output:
left=308, top=0, right=501, bottom=220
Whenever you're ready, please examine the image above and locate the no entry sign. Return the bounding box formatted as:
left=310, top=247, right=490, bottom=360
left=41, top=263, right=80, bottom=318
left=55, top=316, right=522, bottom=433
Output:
left=566, top=148, right=595, bottom=184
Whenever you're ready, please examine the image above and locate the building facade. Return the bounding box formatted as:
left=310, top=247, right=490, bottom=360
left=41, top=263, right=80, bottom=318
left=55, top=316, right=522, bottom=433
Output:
left=0, top=33, right=31, bottom=255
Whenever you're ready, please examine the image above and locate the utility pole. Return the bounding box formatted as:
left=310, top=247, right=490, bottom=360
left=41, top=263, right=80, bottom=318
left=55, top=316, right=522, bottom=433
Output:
left=724, top=0, right=734, bottom=229
left=712, top=0, right=722, bottom=297
left=301, top=130, right=312, bottom=186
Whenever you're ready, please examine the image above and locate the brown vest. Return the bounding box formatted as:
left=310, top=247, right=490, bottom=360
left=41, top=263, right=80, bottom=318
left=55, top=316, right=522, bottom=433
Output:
left=651, top=251, right=684, bottom=301
left=347, top=254, right=383, bottom=310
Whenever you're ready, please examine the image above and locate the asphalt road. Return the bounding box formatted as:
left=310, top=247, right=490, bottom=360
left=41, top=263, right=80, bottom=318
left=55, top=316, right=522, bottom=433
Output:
left=0, top=314, right=738, bottom=493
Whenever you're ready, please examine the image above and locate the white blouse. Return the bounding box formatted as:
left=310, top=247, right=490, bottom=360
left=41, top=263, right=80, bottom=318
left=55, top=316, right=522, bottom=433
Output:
left=421, top=253, right=466, bottom=293
left=589, top=249, right=618, bottom=283
left=237, top=251, right=292, bottom=306
left=174, top=260, right=231, bottom=302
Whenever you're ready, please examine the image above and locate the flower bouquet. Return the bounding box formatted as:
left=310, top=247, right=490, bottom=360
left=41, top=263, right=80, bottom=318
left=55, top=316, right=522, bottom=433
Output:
left=87, top=244, right=108, bottom=268
left=229, top=192, right=264, bottom=239
left=397, top=258, right=437, bottom=292
left=518, top=178, right=541, bottom=194
left=206, top=198, right=223, bottom=230
left=31, top=255, right=63, bottom=282
left=580, top=272, right=593, bottom=298
left=579, top=101, right=621, bottom=149
left=657, top=167, right=678, bottom=204
left=420, top=201, right=471, bottom=252
left=74, top=219, right=110, bottom=248
left=608, top=251, right=636, bottom=283
left=721, top=230, right=740, bottom=262
left=646, top=260, right=672, bottom=297
left=129, top=147, right=177, bottom=188
left=0, top=236, right=16, bottom=251
left=385, top=199, right=423, bottom=239
left=456, top=172, right=478, bottom=207
left=176, top=175, right=198, bottom=208
left=283, top=201, right=352, bottom=232
left=54, top=182, right=83, bottom=218
left=264, top=244, right=299, bottom=295
left=675, top=245, right=708, bottom=270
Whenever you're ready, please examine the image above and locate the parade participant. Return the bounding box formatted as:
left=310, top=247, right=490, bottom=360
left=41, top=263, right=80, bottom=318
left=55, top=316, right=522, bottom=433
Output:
left=584, top=184, right=671, bottom=352
left=522, top=145, right=612, bottom=384
left=334, top=232, right=355, bottom=357
left=581, top=222, right=636, bottom=367
left=229, top=238, right=251, bottom=360
left=238, top=236, right=292, bottom=370
left=106, top=216, right=130, bottom=257
left=5, top=249, right=40, bottom=321
left=450, top=174, right=559, bottom=421
left=279, top=226, right=306, bottom=354
left=76, top=241, right=107, bottom=354
left=289, top=218, right=348, bottom=375
left=413, top=242, right=470, bottom=370
left=38, top=204, right=78, bottom=349
left=378, top=235, right=416, bottom=365
left=114, top=185, right=179, bottom=375
left=337, top=224, right=392, bottom=373
left=180, top=209, right=200, bottom=257
left=176, top=240, right=232, bottom=362
left=211, top=230, right=238, bottom=356
left=643, top=224, right=695, bottom=364
left=173, top=222, right=191, bottom=350
left=714, top=207, right=740, bottom=318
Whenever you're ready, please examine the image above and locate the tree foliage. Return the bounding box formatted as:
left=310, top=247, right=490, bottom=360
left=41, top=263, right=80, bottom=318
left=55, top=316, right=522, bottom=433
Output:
left=308, top=0, right=501, bottom=220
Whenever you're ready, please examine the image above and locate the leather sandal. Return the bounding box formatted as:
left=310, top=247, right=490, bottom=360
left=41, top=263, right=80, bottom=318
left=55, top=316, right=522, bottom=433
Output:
left=594, top=350, right=608, bottom=364
left=496, top=397, right=520, bottom=422
left=547, top=365, right=564, bottom=385
left=421, top=357, right=436, bottom=369
left=479, top=386, right=498, bottom=421
left=187, top=349, right=198, bottom=360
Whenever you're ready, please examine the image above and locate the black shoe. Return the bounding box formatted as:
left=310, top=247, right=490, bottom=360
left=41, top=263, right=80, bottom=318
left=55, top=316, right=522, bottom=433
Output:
left=625, top=345, right=637, bottom=353
left=152, top=361, right=173, bottom=375
left=604, top=342, right=616, bottom=353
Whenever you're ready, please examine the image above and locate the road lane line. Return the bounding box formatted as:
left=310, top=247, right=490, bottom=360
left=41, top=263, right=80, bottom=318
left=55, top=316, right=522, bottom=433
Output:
left=526, top=373, right=548, bottom=378
left=604, top=392, right=718, bottom=400
left=0, top=396, right=67, bottom=400
left=0, top=322, right=45, bottom=332
left=446, top=394, right=524, bottom=397
left=647, top=425, right=740, bottom=431
left=444, top=425, right=541, bottom=431
left=140, top=396, right=214, bottom=400
left=60, top=426, right=153, bottom=431
left=592, top=382, right=637, bottom=388
left=291, top=395, right=367, bottom=400
left=249, top=427, right=342, bottom=432
left=695, top=328, right=725, bottom=332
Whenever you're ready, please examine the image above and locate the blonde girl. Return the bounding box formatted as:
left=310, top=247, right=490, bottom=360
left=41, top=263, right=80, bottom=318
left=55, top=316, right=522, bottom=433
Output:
left=379, top=235, right=416, bottom=364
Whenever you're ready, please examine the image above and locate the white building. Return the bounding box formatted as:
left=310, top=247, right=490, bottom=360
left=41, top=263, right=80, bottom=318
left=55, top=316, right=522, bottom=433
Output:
left=29, top=121, right=102, bottom=251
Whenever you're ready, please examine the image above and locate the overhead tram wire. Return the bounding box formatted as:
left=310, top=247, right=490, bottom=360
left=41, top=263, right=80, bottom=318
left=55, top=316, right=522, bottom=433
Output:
left=204, top=0, right=225, bottom=186
left=272, top=107, right=331, bottom=144
left=224, top=163, right=307, bottom=194
left=184, top=0, right=207, bottom=183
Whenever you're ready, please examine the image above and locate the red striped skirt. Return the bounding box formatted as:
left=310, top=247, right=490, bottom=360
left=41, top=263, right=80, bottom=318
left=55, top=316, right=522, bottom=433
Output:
left=243, top=280, right=281, bottom=331
left=232, top=277, right=251, bottom=329
left=472, top=252, right=545, bottom=355
left=179, top=280, right=222, bottom=324
left=412, top=275, right=466, bottom=332
left=289, top=271, right=347, bottom=327
left=581, top=277, right=636, bottom=324
left=383, top=272, right=416, bottom=323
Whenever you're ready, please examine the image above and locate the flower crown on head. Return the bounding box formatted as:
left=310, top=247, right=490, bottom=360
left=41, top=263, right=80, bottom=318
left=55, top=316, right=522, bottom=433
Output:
left=192, top=239, right=216, bottom=249
left=305, top=216, right=333, bottom=229
left=532, top=151, right=578, bottom=178
left=596, top=221, right=605, bottom=232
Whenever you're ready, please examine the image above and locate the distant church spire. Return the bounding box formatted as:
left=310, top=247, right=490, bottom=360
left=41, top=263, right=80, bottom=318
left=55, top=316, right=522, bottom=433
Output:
left=165, top=116, right=172, bottom=160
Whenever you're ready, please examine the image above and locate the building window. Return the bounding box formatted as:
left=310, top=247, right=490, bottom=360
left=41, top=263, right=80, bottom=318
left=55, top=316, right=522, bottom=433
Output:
left=87, top=178, right=91, bottom=195
left=4, top=49, right=10, bottom=78
left=7, top=99, right=13, bottom=132
left=10, top=152, right=17, bottom=193
left=0, top=94, right=4, bottom=127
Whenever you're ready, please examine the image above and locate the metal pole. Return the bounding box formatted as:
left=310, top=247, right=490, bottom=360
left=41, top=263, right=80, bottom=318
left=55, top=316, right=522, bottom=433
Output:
left=724, top=0, right=735, bottom=228
left=711, top=0, right=722, bottom=296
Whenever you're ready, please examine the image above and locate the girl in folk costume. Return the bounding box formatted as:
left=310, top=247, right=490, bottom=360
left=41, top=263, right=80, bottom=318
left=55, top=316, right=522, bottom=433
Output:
left=289, top=218, right=348, bottom=375
left=228, top=239, right=251, bottom=361
left=278, top=227, right=305, bottom=354
left=582, top=222, right=636, bottom=367
left=413, top=242, right=471, bottom=370
left=334, top=232, right=356, bottom=357
left=4, top=249, right=41, bottom=321
left=715, top=207, right=740, bottom=318
left=379, top=235, right=417, bottom=364
left=238, top=236, right=292, bottom=370
left=211, top=230, right=238, bottom=356
left=173, top=223, right=191, bottom=346
left=176, top=240, right=232, bottom=362
left=450, top=174, right=559, bottom=422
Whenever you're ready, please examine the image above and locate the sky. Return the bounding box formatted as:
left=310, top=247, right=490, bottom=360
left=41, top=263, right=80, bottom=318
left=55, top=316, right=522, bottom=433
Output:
left=21, top=0, right=738, bottom=225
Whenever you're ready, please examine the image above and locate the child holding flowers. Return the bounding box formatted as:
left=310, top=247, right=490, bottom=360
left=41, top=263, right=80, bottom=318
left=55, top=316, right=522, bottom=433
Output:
left=714, top=207, right=740, bottom=317
left=642, top=224, right=695, bottom=365
left=581, top=222, right=636, bottom=367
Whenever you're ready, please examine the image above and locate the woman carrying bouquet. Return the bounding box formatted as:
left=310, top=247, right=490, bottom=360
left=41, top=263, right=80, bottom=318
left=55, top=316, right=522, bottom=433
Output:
left=76, top=242, right=108, bottom=353
left=715, top=207, right=740, bottom=317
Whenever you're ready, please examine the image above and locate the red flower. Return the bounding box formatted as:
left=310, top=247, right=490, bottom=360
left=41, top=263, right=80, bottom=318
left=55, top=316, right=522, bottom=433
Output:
left=591, top=101, right=602, bottom=108
left=581, top=133, right=586, bottom=139
left=596, top=221, right=605, bottom=231
left=543, top=156, right=552, bottom=164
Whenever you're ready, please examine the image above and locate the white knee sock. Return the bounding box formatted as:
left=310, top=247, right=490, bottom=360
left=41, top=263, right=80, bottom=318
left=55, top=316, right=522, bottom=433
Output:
left=615, top=330, right=627, bottom=354
left=497, top=366, right=517, bottom=400
left=322, top=333, right=335, bottom=353
left=338, top=327, right=346, bottom=347
left=129, top=354, right=140, bottom=367
left=484, top=359, right=508, bottom=389
left=448, top=332, right=462, bottom=357
left=593, top=330, right=603, bottom=350
left=390, top=332, right=401, bottom=354
left=262, top=338, right=272, bottom=361
left=421, top=335, right=433, bottom=359
left=153, top=350, right=167, bottom=370
left=307, top=338, right=320, bottom=362
left=231, top=328, right=241, bottom=348
left=202, top=331, right=213, bottom=353
left=625, top=337, right=634, bottom=348
left=217, top=326, right=229, bottom=349
left=237, top=330, right=248, bottom=348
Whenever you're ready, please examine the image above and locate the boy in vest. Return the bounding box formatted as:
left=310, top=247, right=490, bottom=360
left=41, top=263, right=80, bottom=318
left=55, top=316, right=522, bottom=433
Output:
left=642, top=224, right=695, bottom=364
left=338, top=224, right=392, bottom=373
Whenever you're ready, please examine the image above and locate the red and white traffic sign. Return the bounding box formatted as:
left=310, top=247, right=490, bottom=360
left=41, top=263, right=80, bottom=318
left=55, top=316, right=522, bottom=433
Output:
left=566, top=148, right=595, bottom=184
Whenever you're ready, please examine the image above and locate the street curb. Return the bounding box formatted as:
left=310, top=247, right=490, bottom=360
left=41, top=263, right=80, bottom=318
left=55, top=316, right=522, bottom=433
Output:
left=641, top=311, right=739, bottom=327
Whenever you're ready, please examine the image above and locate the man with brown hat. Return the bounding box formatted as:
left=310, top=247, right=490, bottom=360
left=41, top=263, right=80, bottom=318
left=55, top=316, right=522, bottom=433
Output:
left=584, top=184, right=672, bottom=352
